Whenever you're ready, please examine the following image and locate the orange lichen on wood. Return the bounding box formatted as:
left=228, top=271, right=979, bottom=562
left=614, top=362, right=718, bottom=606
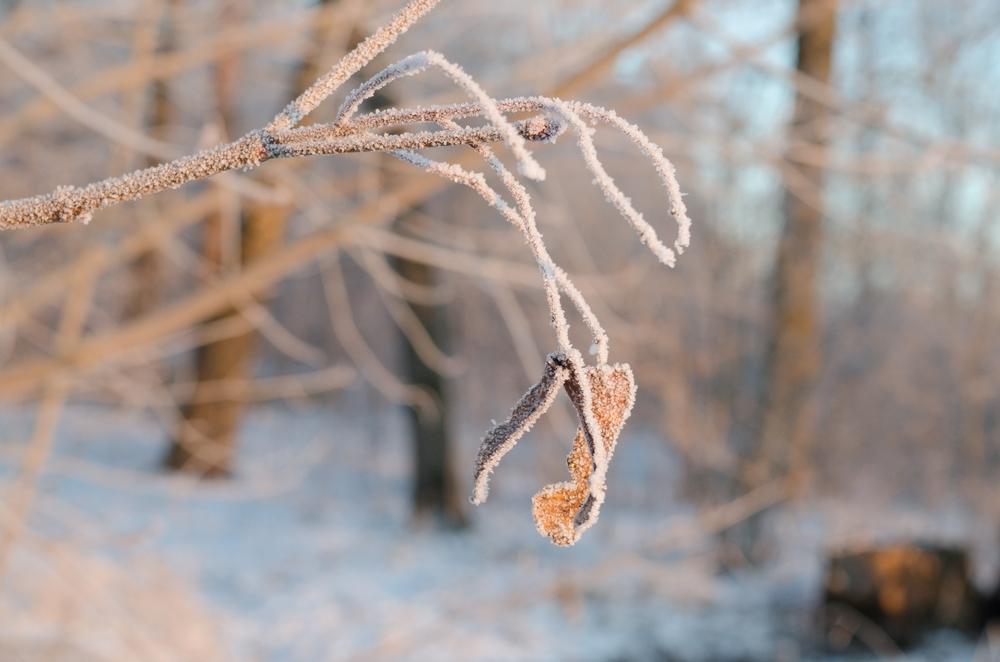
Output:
left=532, top=363, right=635, bottom=546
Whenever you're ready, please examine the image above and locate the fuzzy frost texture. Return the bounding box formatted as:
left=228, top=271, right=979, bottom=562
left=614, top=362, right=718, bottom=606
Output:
left=472, top=353, right=570, bottom=505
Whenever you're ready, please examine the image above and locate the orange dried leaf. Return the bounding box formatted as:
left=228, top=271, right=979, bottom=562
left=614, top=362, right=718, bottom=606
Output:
left=532, top=362, right=636, bottom=546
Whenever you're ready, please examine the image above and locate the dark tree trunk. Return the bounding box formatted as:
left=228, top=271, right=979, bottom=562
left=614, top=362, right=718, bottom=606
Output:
left=724, top=0, right=838, bottom=563
left=756, top=0, right=838, bottom=488
left=164, top=202, right=288, bottom=476
left=164, top=0, right=335, bottom=476
left=392, top=243, right=466, bottom=527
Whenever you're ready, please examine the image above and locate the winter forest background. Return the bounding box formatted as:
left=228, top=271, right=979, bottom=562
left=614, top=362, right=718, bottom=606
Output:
left=0, top=0, right=999, bottom=660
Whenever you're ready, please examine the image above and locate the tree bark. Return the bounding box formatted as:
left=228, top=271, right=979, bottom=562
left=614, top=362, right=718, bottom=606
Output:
left=754, top=0, right=837, bottom=487
left=726, top=0, right=838, bottom=562
left=164, top=202, right=288, bottom=476
left=164, top=0, right=334, bottom=476
left=393, top=244, right=466, bottom=527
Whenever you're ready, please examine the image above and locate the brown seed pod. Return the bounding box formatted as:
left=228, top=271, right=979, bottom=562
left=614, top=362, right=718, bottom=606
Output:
left=532, top=362, right=636, bottom=546
left=471, top=353, right=570, bottom=505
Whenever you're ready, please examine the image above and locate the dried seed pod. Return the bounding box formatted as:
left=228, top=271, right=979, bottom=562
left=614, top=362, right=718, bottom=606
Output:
left=471, top=353, right=569, bottom=505
left=532, top=362, right=636, bottom=546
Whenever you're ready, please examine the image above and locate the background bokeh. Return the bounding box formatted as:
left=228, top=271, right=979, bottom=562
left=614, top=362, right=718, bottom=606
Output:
left=0, top=1, right=998, bottom=659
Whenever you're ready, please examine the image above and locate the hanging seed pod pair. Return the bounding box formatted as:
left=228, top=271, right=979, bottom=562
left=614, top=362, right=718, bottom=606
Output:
left=472, top=353, right=636, bottom=546
left=331, top=31, right=690, bottom=547
left=317, top=27, right=689, bottom=545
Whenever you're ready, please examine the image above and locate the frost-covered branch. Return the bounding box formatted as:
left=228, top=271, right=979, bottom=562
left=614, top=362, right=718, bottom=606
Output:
left=0, top=0, right=694, bottom=546
left=0, top=117, right=560, bottom=229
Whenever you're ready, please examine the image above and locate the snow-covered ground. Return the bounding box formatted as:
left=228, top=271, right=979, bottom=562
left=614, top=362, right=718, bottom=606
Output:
left=0, top=401, right=992, bottom=661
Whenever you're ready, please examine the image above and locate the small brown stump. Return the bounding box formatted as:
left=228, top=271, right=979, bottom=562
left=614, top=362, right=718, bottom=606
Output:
left=819, top=542, right=982, bottom=651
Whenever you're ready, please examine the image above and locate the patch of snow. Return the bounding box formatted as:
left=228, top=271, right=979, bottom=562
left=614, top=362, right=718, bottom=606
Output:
left=0, top=403, right=987, bottom=661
